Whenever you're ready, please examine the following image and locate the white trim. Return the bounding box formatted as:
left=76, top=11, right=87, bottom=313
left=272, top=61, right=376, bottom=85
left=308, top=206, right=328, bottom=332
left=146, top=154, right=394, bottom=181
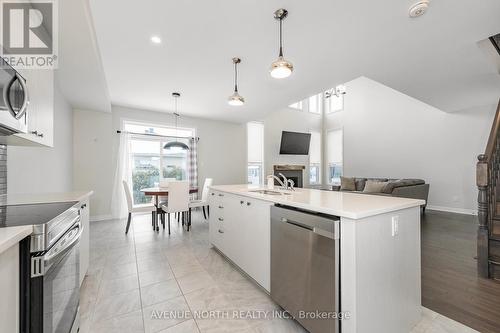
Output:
left=90, top=214, right=114, bottom=222
left=426, top=205, right=478, bottom=216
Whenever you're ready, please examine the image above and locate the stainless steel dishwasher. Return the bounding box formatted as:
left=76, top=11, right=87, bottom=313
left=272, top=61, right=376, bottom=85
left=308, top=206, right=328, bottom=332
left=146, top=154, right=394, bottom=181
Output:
left=271, top=204, right=340, bottom=333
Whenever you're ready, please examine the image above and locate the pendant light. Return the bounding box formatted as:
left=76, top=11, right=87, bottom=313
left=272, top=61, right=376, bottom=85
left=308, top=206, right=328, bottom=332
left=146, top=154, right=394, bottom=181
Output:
left=270, top=8, right=293, bottom=79
left=228, top=57, right=245, bottom=106
left=163, top=92, right=190, bottom=151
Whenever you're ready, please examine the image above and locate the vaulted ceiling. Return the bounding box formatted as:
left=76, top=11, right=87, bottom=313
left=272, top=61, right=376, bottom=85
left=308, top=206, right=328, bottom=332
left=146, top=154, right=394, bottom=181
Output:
left=71, top=0, right=500, bottom=122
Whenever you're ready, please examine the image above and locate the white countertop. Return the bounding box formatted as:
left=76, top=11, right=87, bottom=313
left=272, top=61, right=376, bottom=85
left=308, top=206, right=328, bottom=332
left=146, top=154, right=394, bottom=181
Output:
left=0, top=190, right=93, bottom=206
left=210, top=184, right=425, bottom=219
left=0, top=225, right=32, bottom=254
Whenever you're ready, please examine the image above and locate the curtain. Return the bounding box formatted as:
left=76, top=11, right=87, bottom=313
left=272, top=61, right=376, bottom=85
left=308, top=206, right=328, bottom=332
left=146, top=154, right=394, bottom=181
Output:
left=188, top=137, right=199, bottom=198
left=110, top=133, right=131, bottom=219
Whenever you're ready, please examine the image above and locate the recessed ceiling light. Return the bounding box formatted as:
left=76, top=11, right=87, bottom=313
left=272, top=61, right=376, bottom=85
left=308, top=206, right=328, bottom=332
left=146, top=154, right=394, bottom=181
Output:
left=150, top=35, right=162, bottom=44
left=409, top=1, right=429, bottom=18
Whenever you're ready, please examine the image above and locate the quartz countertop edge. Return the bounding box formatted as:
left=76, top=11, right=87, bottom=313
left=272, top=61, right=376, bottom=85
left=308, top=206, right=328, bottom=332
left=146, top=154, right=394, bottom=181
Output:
left=0, top=225, right=32, bottom=254
left=209, top=184, right=425, bottom=219
left=0, top=190, right=94, bottom=206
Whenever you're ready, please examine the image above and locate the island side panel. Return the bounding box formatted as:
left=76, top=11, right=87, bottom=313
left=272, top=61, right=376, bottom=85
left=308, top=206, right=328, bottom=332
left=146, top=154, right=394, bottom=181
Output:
left=340, top=206, right=421, bottom=333
left=0, top=243, right=20, bottom=333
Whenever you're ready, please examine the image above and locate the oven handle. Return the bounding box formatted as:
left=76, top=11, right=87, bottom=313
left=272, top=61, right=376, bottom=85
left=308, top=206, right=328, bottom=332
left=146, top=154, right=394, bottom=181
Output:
left=44, top=218, right=82, bottom=268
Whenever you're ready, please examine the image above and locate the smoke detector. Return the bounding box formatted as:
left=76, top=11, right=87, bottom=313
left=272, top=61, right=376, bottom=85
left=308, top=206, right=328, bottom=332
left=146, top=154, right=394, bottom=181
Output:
left=409, top=1, right=429, bottom=18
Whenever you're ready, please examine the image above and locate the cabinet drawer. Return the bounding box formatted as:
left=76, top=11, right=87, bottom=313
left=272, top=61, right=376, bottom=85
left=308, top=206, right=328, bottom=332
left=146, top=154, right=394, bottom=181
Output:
left=210, top=223, right=226, bottom=251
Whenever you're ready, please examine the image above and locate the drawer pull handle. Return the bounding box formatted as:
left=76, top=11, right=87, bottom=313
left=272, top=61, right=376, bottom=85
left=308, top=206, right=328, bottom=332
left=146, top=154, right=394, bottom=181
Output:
left=247, top=202, right=251, bottom=206
left=218, top=217, right=224, bottom=221
left=218, top=229, right=224, bottom=234
left=211, top=193, right=215, bottom=196
left=218, top=205, right=224, bottom=209
left=218, top=193, right=224, bottom=197
left=240, top=200, right=244, bottom=204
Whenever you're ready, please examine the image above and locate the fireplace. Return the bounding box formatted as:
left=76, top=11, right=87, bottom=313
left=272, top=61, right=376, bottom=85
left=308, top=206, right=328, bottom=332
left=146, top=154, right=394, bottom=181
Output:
left=273, top=165, right=305, bottom=188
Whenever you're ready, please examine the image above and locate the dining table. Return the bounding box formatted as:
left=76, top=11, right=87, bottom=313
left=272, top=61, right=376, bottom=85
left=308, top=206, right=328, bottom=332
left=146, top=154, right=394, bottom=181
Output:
left=141, top=187, right=199, bottom=230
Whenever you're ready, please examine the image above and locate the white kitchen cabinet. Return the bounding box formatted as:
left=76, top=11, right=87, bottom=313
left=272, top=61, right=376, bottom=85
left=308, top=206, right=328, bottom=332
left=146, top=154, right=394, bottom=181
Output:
left=237, top=198, right=272, bottom=291
left=208, top=190, right=273, bottom=291
left=208, top=190, right=225, bottom=252
left=79, top=199, right=90, bottom=285
left=9, top=69, right=54, bottom=147
left=0, top=244, right=19, bottom=333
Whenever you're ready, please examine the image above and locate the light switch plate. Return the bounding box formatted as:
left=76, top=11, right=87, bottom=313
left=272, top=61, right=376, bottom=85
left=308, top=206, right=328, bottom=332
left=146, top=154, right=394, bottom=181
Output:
left=392, top=216, right=399, bottom=236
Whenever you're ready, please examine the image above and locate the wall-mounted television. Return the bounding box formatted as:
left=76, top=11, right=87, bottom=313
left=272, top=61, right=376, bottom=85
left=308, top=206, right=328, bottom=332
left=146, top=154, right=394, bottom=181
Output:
left=279, top=131, right=311, bottom=155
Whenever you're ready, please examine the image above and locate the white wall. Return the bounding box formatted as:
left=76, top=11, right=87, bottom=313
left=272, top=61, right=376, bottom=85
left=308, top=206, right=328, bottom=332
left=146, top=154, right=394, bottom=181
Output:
left=262, top=107, right=322, bottom=185
left=73, top=109, right=113, bottom=218
left=73, top=105, right=247, bottom=219
left=326, top=76, right=495, bottom=213
left=7, top=86, right=73, bottom=193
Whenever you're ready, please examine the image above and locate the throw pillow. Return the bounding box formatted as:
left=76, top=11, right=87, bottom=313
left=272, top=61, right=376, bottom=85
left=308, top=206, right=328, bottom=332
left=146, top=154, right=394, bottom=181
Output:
left=340, top=177, right=356, bottom=191
left=363, top=180, right=389, bottom=193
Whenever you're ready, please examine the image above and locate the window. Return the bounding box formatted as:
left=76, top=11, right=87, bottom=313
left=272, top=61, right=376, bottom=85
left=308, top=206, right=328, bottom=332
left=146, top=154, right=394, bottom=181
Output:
left=247, top=122, right=264, bottom=185
left=289, top=93, right=323, bottom=114
left=325, top=93, right=344, bottom=113
left=309, top=131, right=321, bottom=184
left=327, top=129, right=343, bottom=184
left=288, top=101, right=304, bottom=110
left=125, top=122, right=194, bottom=204
left=308, top=94, right=322, bottom=114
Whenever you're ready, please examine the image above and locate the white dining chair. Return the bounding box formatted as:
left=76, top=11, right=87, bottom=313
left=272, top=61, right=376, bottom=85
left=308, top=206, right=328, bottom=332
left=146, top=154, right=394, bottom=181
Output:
left=158, top=177, right=177, bottom=223
left=189, top=178, right=213, bottom=220
left=160, top=177, right=177, bottom=188
left=161, top=181, right=190, bottom=234
left=122, top=180, right=156, bottom=234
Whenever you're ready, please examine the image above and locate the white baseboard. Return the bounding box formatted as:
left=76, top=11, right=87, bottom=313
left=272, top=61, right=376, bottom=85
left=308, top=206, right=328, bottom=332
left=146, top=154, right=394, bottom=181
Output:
left=90, top=214, right=114, bottom=222
left=426, top=205, right=477, bottom=216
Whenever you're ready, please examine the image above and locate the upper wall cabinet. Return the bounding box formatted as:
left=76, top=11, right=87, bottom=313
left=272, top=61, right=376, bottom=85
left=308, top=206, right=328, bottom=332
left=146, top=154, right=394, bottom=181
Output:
left=7, top=69, right=54, bottom=147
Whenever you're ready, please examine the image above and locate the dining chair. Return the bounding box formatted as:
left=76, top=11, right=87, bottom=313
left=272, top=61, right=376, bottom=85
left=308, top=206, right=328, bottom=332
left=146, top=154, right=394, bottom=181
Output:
left=189, top=178, right=213, bottom=220
left=158, top=178, right=177, bottom=221
left=160, top=177, right=177, bottom=188
left=161, top=181, right=190, bottom=234
left=122, top=180, right=156, bottom=234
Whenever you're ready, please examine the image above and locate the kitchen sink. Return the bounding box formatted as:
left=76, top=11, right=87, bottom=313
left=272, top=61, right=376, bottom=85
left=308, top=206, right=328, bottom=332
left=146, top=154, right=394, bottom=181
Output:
left=249, top=189, right=292, bottom=195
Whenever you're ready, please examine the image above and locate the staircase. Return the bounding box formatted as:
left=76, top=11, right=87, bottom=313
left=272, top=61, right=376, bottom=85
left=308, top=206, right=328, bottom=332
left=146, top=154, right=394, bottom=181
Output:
left=477, top=99, right=500, bottom=279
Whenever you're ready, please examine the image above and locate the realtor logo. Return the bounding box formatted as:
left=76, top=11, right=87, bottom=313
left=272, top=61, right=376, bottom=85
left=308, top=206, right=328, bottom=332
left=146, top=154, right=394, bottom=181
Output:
left=0, top=0, right=58, bottom=68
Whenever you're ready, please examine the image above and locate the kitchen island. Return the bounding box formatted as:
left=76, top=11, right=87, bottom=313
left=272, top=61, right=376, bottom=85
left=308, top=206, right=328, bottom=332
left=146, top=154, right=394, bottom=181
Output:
left=208, top=184, right=425, bottom=333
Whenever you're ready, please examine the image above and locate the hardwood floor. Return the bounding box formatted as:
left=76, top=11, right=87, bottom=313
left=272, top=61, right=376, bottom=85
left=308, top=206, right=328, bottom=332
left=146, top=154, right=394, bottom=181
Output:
left=422, top=210, right=500, bottom=333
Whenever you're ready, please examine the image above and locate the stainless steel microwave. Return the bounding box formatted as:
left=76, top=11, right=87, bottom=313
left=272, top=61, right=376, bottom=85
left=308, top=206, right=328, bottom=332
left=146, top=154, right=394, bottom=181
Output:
left=0, top=58, right=28, bottom=135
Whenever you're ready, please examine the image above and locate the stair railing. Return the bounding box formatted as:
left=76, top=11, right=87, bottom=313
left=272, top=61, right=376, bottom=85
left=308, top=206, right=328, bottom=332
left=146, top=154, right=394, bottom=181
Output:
left=477, top=98, right=500, bottom=278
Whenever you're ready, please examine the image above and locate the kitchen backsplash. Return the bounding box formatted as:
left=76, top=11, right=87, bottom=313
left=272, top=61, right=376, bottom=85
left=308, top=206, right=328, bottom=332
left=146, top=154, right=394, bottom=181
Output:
left=0, top=145, right=6, bottom=195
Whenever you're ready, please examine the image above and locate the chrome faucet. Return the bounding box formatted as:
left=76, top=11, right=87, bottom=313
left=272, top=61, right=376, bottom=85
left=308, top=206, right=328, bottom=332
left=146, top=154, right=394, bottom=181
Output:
left=278, top=173, right=288, bottom=188
left=267, top=174, right=286, bottom=188
left=267, top=174, right=295, bottom=191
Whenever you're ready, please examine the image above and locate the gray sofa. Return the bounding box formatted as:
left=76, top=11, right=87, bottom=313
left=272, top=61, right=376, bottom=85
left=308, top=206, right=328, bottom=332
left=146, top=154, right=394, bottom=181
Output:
left=333, top=178, right=429, bottom=212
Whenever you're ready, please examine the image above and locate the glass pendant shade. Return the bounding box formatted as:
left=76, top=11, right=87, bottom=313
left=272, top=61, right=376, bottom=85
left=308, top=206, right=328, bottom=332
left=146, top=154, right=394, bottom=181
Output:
left=228, top=57, right=245, bottom=106
left=270, top=8, right=293, bottom=79
left=228, top=91, right=245, bottom=106
left=270, top=56, right=293, bottom=79
left=165, top=92, right=189, bottom=151
left=163, top=141, right=189, bottom=151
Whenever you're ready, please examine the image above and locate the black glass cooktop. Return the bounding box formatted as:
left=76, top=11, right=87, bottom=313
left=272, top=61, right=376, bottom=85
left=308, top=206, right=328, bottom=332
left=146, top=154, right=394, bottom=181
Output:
left=0, top=201, right=77, bottom=227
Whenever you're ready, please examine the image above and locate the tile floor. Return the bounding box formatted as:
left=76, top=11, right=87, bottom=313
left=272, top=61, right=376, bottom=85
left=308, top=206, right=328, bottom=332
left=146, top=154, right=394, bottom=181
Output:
left=80, top=211, right=480, bottom=333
